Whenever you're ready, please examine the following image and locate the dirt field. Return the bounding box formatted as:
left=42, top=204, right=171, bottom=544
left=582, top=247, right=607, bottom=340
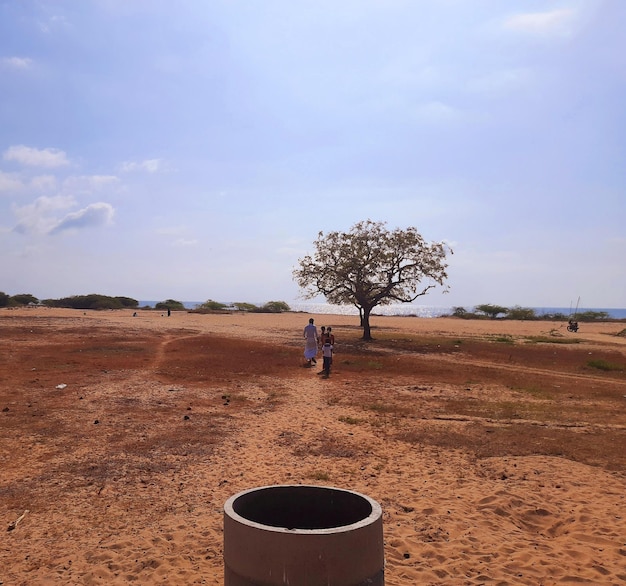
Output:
left=1, top=308, right=625, bottom=585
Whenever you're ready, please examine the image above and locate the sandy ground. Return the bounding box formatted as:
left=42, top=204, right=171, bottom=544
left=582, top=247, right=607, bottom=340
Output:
left=1, top=307, right=625, bottom=585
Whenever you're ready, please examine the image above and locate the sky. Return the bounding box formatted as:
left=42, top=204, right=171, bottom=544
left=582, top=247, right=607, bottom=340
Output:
left=1, top=0, right=624, bottom=309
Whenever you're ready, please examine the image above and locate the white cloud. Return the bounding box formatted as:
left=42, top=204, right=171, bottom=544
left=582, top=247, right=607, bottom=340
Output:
left=49, top=203, right=115, bottom=235
left=62, top=175, right=120, bottom=193
left=0, top=171, right=24, bottom=194
left=120, top=158, right=163, bottom=173
left=503, top=9, right=578, bottom=37
left=30, top=175, right=58, bottom=192
left=1, top=56, right=33, bottom=70
left=12, top=195, right=76, bottom=235
left=12, top=197, right=114, bottom=236
left=4, top=145, right=70, bottom=168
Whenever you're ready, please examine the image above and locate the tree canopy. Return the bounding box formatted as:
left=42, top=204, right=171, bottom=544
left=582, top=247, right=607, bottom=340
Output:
left=42, top=294, right=138, bottom=310
left=474, top=303, right=509, bottom=319
left=155, top=299, right=185, bottom=311
left=293, top=220, right=452, bottom=340
left=200, top=299, right=228, bottom=311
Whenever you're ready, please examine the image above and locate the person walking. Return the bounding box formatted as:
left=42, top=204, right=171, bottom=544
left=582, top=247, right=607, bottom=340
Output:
left=303, top=318, right=319, bottom=366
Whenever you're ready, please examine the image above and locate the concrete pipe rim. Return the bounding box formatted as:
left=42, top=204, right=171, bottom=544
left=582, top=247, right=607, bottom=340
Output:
left=224, top=484, right=383, bottom=535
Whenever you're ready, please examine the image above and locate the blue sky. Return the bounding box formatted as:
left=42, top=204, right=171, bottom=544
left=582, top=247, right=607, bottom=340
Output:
left=1, top=0, right=624, bottom=308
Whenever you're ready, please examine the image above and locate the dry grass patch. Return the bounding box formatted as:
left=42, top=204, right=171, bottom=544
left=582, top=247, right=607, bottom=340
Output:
left=323, top=331, right=626, bottom=472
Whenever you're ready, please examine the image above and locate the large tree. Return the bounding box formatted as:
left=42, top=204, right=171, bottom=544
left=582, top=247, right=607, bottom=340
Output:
left=293, top=220, right=452, bottom=340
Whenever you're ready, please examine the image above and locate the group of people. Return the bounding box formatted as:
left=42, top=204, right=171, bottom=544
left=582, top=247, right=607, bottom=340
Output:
left=303, top=318, right=335, bottom=377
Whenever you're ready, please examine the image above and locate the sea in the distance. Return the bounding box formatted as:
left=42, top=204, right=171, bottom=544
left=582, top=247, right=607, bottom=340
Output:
left=139, top=301, right=626, bottom=320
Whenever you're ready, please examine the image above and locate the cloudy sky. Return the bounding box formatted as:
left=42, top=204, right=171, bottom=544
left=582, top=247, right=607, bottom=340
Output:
left=1, top=1, right=624, bottom=308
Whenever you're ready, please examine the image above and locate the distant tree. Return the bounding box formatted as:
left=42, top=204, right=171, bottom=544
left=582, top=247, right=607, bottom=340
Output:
left=256, top=301, right=291, bottom=313
left=156, top=299, right=185, bottom=311
left=114, top=296, right=139, bottom=308
left=451, top=306, right=470, bottom=318
left=9, top=293, right=39, bottom=306
left=475, top=304, right=508, bottom=319
left=540, top=311, right=569, bottom=321
left=505, top=306, right=537, bottom=320
left=576, top=310, right=609, bottom=322
left=293, top=220, right=451, bottom=340
left=0, top=291, right=10, bottom=307
left=42, top=294, right=134, bottom=309
left=199, top=299, right=228, bottom=311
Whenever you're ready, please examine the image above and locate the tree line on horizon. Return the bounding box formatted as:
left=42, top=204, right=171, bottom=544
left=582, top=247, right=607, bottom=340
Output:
left=1, top=291, right=614, bottom=323
left=0, top=292, right=291, bottom=313
left=0, top=292, right=613, bottom=322
left=451, top=304, right=610, bottom=322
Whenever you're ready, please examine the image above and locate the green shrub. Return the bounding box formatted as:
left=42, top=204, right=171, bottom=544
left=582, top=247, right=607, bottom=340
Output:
left=156, top=299, right=185, bottom=310
left=199, top=299, right=228, bottom=311
left=577, top=311, right=610, bottom=322
left=492, top=335, right=514, bottom=344
left=43, top=294, right=138, bottom=310
left=256, top=301, right=291, bottom=313
left=9, top=293, right=39, bottom=306
left=587, top=359, right=624, bottom=372
left=506, top=306, right=537, bottom=320
left=233, top=302, right=258, bottom=311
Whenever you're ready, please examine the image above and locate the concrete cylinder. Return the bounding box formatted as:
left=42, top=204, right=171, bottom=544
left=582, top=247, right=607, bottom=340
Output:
left=224, top=485, right=384, bottom=585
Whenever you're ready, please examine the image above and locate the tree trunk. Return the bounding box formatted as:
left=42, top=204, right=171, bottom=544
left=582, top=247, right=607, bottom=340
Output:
left=362, top=307, right=373, bottom=341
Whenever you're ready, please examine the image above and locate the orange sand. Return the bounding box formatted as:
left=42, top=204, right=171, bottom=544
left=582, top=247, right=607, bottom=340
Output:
left=1, top=308, right=625, bottom=585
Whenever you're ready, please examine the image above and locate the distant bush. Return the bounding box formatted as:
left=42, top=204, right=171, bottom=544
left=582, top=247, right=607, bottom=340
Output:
left=539, top=312, right=569, bottom=321
left=446, top=304, right=615, bottom=322
left=451, top=306, right=471, bottom=318
left=254, top=301, right=291, bottom=313
left=233, top=302, right=258, bottom=312
left=0, top=291, right=9, bottom=307
left=155, top=299, right=185, bottom=311
left=587, top=359, right=624, bottom=372
left=505, top=306, right=537, bottom=320
left=576, top=311, right=610, bottom=322
left=227, top=300, right=291, bottom=313
left=475, top=304, right=508, bottom=319
left=199, top=299, right=228, bottom=311
left=114, top=296, right=139, bottom=308
left=42, top=294, right=139, bottom=310
left=8, top=293, right=39, bottom=306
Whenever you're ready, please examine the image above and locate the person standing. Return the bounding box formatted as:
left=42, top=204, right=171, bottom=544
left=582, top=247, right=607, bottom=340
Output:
left=303, top=318, right=319, bottom=366
left=319, top=326, right=326, bottom=349
left=321, top=338, right=334, bottom=377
